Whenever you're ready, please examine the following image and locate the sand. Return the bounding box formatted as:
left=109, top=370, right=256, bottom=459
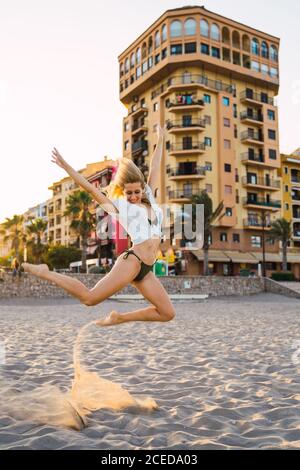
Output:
left=0, top=293, right=300, bottom=450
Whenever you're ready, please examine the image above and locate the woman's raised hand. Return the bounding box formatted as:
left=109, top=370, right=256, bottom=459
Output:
left=51, top=147, right=68, bottom=170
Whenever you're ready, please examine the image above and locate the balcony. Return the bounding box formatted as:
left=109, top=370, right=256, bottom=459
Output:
left=132, top=119, right=148, bottom=136
left=169, top=142, right=206, bottom=156
left=243, top=218, right=272, bottom=230
left=167, top=119, right=206, bottom=133
left=291, top=174, right=300, bottom=185
left=167, top=74, right=233, bottom=94
left=243, top=197, right=281, bottom=210
left=166, top=98, right=205, bottom=112
left=292, top=208, right=300, bottom=220
left=131, top=140, right=148, bottom=155
left=169, top=188, right=200, bottom=202
left=129, top=104, right=148, bottom=118
left=240, top=110, right=264, bottom=125
left=240, top=90, right=274, bottom=106
left=241, top=130, right=264, bottom=145
left=168, top=166, right=206, bottom=180
left=242, top=176, right=280, bottom=190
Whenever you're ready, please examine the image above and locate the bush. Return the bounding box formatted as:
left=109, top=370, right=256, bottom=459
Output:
left=271, top=271, right=295, bottom=282
left=88, top=265, right=106, bottom=274
left=42, top=245, right=81, bottom=270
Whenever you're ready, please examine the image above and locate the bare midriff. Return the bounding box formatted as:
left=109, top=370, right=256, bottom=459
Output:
left=131, top=238, right=161, bottom=265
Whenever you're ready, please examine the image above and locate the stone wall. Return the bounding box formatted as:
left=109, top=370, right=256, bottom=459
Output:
left=0, top=272, right=265, bottom=299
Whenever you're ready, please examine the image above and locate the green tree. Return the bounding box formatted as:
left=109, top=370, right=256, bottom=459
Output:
left=26, top=218, right=48, bottom=263
left=64, top=190, right=96, bottom=272
left=190, top=192, right=225, bottom=276
left=43, top=245, right=81, bottom=270
left=0, top=215, right=26, bottom=260
left=269, top=218, right=292, bottom=272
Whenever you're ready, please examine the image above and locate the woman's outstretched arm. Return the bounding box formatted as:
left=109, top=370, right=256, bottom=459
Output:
left=147, top=125, right=166, bottom=195
left=51, top=148, right=118, bottom=214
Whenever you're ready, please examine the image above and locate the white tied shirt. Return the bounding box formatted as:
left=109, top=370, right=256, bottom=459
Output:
left=108, top=184, right=163, bottom=245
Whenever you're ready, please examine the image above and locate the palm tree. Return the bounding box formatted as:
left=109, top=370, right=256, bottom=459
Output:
left=0, top=215, right=25, bottom=259
left=269, top=218, right=292, bottom=271
left=26, top=218, right=48, bottom=263
left=64, top=190, right=96, bottom=273
left=190, top=192, right=225, bottom=276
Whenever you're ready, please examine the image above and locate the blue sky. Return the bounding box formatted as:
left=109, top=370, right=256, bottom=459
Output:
left=0, top=0, right=299, bottom=222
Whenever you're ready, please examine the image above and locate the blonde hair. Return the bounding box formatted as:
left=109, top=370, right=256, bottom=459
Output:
left=102, top=158, right=151, bottom=206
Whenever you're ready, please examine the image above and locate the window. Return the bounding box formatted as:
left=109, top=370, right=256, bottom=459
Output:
left=233, top=233, right=240, bottom=243
left=261, top=64, right=269, bottom=75
left=211, top=47, right=220, bottom=58
left=136, top=66, right=141, bottom=79
left=269, top=149, right=277, bottom=160
left=206, top=184, right=212, bottom=193
left=251, top=38, right=260, bottom=55
left=285, top=203, right=289, bottom=211
left=170, top=20, right=182, bottom=38
left=222, top=96, right=230, bottom=106
left=251, top=236, right=262, bottom=248
left=224, top=139, right=231, bottom=149
left=220, top=233, right=228, bottom=242
left=205, top=137, right=212, bottom=147
left=251, top=60, right=260, bottom=72
left=185, top=42, right=197, bottom=54
left=270, top=45, right=278, bottom=62
left=200, top=19, right=209, bottom=37
left=171, top=44, right=182, bottom=55
left=285, top=185, right=289, bottom=192
left=124, top=140, right=129, bottom=150
left=223, top=118, right=230, bottom=127
left=136, top=48, right=141, bottom=64
left=155, top=53, right=160, bottom=64
left=201, top=43, right=210, bottom=55
left=162, top=48, right=167, bottom=59
left=233, top=104, right=238, bottom=118
left=268, top=109, right=275, bottom=120
left=142, top=61, right=148, bottom=73
left=205, top=162, right=212, bottom=171
left=261, top=42, right=269, bottom=59
left=270, top=67, right=278, bottom=78
left=204, top=115, right=211, bottom=125
left=153, top=102, right=158, bottom=112
left=204, top=94, right=211, bottom=104
left=225, top=208, right=232, bottom=216
left=162, top=24, right=167, bottom=42
left=155, top=31, right=160, bottom=48
left=224, top=163, right=231, bottom=172
left=124, top=122, right=130, bottom=132
left=211, top=23, right=220, bottom=41
left=234, top=125, right=238, bottom=138
left=184, top=18, right=196, bottom=36
left=148, top=56, right=153, bottom=69
left=125, top=58, right=129, bottom=73
left=284, top=167, right=288, bottom=174
left=268, top=129, right=276, bottom=140
left=225, top=186, right=232, bottom=194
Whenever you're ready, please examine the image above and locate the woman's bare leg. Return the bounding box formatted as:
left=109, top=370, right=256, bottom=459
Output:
left=96, top=272, right=176, bottom=326
left=22, top=258, right=141, bottom=306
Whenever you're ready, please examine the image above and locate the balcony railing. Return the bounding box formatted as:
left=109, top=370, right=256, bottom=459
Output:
left=129, top=104, right=148, bottom=116
left=242, top=176, right=280, bottom=189
left=131, top=140, right=148, bottom=153
left=240, top=111, right=264, bottom=122
left=166, top=98, right=205, bottom=108
left=241, top=130, right=264, bottom=142
left=291, top=176, right=300, bottom=184
left=241, top=152, right=265, bottom=163
left=169, top=142, right=206, bottom=152
left=169, top=189, right=200, bottom=199
left=240, top=90, right=274, bottom=105
left=132, top=120, right=147, bottom=131
left=243, top=218, right=271, bottom=228
left=167, top=119, right=206, bottom=130
left=152, top=74, right=234, bottom=99
left=169, top=166, right=206, bottom=177
left=243, top=197, right=281, bottom=208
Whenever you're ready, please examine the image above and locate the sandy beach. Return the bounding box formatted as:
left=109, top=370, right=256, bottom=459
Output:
left=0, top=293, right=300, bottom=450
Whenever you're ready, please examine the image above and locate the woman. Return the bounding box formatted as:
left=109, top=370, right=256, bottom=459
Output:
left=22, top=126, right=176, bottom=326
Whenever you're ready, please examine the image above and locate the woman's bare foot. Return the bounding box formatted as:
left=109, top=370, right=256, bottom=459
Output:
left=22, top=263, right=50, bottom=277
left=95, top=310, right=124, bottom=327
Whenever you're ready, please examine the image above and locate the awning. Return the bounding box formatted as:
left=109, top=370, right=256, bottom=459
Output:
left=251, top=252, right=282, bottom=262
left=287, top=254, right=300, bottom=263
left=224, top=251, right=258, bottom=264
left=191, top=249, right=230, bottom=262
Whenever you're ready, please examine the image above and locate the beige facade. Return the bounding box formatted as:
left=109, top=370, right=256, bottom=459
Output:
left=119, top=5, right=284, bottom=275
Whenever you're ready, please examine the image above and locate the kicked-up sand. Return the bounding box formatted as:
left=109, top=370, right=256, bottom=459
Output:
left=0, top=293, right=300, bottom=450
